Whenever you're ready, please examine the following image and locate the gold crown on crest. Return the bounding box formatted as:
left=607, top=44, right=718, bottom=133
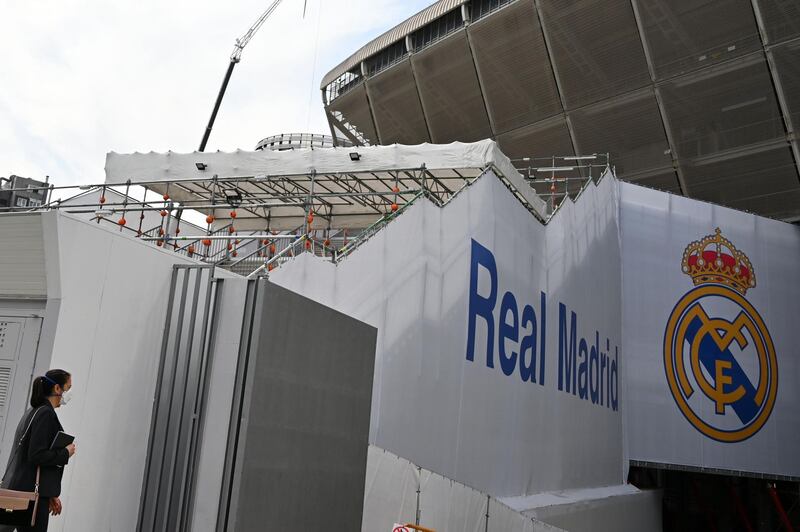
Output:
left=681, top=228, right=756, bottom=295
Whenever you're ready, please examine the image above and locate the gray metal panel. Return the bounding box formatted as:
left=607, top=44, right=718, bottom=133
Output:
left=634, top=0, right=762, bottom=80
left=681, top=145, right=800, bottom=219
left=216, top=279, right=261, bottom=532
left=771, top=39, right=800, bottom=133
left=365, top=60, right=431, bottom=144
left=538, top=0, right=651, bottom=109
left=327, top=83, right=379, bottom=145
left=659, top=55, right=786, bottom=160
left=627, top=170, right=682, bottom=194
left=138, top=266, right=218, bottom=532
left=0, top=214, right=46, bottom=298
left=411, top=30, right=493, bottom=142
left=496, top=115, right=574, bottom=159
left=569, top=88, right=672, bottom=178
left=0, top=316, right=41, bottom=471
left=231, top=283, right=376, bottom=531
left=753, top=0, right=800, bottom=43
left=467, top=0, right=562, bottom=133
left=321, top=0, right=468, bottom=88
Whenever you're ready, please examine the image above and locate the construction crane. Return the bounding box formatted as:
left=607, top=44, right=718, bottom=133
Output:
left=198, top=0, right=303, bottom=152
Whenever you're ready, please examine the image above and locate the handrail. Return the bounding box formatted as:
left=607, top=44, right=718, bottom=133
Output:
left=337, top=190, right=424, bottom=261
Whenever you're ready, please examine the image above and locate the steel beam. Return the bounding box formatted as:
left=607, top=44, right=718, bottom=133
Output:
left=750, top=0, right=800, bottom=184
left=532, top=0, right=580, bottom=157
left=629, top=0, right=690, bottom=195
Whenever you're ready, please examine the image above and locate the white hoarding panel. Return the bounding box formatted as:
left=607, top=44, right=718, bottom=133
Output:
left=621, top=182, right=800, bottom=478
left=272, top=171, right=624, bottom=497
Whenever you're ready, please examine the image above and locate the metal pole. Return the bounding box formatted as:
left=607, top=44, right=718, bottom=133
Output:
left=767, top=483, right=795, bottom=532
left=485, top=495, right=490, bottom=532
left=415, top=466, right=422, bottom=526
left=199, top=60, right=237, bottom=152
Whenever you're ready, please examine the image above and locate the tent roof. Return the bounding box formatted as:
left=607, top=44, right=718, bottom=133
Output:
left=104, top=140, right=547, bottom=230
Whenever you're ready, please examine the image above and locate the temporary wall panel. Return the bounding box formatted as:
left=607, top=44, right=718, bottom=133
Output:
left=272, top=170, right=625, bottom=497
left=362, top=446, right=562, bottom=532
left=223, top=283, right=376, bottom=532
left=621, top=182, right=800, bottom=479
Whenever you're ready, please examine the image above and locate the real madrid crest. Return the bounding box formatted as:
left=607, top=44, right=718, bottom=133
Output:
left=664, top=229, right=778, bottom=443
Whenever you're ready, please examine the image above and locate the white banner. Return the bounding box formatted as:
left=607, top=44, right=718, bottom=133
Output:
left=621, top=183, right=800, bottom=478
left=272, top=170, right=624, bottom=497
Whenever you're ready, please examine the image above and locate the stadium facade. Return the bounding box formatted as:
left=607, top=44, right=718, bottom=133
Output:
left=320, top=0, right=800, bottom=222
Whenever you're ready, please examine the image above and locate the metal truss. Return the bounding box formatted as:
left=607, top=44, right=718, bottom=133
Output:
left=3, top=155, right=605, bottom=277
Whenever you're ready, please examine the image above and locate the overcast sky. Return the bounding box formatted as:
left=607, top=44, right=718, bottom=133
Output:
left=0, top=0, right=432, bottom=188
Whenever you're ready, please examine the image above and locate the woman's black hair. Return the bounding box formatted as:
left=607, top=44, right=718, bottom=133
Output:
left=30, top=369, right=71, bottom=408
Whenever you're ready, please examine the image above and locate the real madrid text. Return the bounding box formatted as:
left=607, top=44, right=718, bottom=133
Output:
left=465, top=239, right=620, bottom=412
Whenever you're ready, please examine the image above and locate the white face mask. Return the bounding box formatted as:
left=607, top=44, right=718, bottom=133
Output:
left=59, top=389, right=73, bottom=406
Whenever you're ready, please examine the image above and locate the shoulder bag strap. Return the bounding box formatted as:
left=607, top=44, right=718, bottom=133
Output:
left=18, top=406, right=44, bottom=447
left=1, top=406, right=44, bottom=486
left=30, top=466, right=41, bottom=526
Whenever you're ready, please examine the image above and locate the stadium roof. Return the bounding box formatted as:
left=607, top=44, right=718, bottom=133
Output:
left=321, top=0, right=467, bottom=87
left=319, top=0, right=800, bottom=223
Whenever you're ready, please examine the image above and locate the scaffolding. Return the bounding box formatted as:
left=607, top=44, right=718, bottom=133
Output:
left=2, top=146, right=610, bottom=278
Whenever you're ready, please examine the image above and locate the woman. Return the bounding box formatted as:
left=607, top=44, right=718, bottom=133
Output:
left=0, top=370, right=77, bottom=531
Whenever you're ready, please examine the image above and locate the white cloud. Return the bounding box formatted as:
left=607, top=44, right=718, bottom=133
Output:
left=0, top=0, right=432, bottom=187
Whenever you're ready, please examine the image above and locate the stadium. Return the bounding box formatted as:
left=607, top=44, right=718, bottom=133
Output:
left=0, top=1, right=798, bottom=531
left=321, top=0, right=800, bottom=221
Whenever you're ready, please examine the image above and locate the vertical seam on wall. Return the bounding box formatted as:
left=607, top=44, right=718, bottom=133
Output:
left=748, top=0, right=800, bottom=186
left=628, top=0, right=690, bottom=196
left=407, top=55, right=436, bottom=143
left=532, top=0, right=581, bottom=157
left=465, top=25, right=498, bottom=139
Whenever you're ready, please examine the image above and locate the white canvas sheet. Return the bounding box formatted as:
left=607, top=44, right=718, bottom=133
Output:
left=104, top=140, right=548, bottom=219
left=621, top=183, right=800, bottom=478
left=271, top=169, right=624, bottom=496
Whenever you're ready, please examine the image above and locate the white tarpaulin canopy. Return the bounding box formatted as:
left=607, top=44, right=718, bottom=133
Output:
left=104, top=140, right=548, bottom=230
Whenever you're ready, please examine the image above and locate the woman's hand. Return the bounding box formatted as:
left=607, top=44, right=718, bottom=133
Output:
left=49, top=497, right=62, bottom=516
left=67, top=443, right=76, bottom=457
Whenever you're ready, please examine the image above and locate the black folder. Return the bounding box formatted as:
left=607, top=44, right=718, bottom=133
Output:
left=50, top=431, right=74, bottom=450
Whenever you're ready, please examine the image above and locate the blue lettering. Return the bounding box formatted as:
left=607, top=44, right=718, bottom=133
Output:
left=467, top=239, right=497, bottom=367
left=590, top=332, right=599, bottom=404
left=611, top=346, right=619, bottom=412
left=539, top=292, right=546, bottom=386
left=499, top=292, right=519, bottom=377
left=558, top=304, right=577, bottom=395
left=519, top=305, right=537, bottom=383
left=578, top=338, right=588, bottom=400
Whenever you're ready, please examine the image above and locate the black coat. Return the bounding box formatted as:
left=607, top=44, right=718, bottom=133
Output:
left=3, top=404, right=70, bottom=498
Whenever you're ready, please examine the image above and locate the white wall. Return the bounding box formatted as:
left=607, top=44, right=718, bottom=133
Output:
left=271, top=170, right=624, bottom=497
left=38, top=212, right=243, bottom=532
left=187, top=277, right=248, bottom=531
left=621, top=182, right=800, bottom=478
left=363, top=446, right=563, bottom=532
